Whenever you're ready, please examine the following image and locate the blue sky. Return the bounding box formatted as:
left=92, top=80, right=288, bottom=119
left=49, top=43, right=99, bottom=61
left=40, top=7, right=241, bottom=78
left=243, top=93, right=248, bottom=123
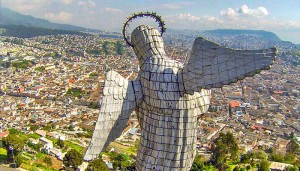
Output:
left=2, top=0, right=300, bottom=43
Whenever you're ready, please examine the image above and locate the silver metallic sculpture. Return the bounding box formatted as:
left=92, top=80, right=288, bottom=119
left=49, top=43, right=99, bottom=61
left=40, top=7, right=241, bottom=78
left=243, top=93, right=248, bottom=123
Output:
left=84, top=12, right=277, bottom=170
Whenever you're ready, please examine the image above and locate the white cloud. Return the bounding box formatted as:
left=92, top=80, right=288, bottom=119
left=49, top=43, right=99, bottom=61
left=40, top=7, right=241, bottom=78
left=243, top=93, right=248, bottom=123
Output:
left=161, top=4, right=181, bottom=9
left=221, top=5, right=269, bottom=18
left=44, top=11, right=73, bottom=22
left=61, top=0, right=73, bottom=5
left=161, top=2, right=193, bottom=10
left=287, top=21, right=300, bottom=28
left=103, top=7, right=123, bottom=14
left=178, top=13, right=200, bottom=21
left=3, top=0, right=48, bottom=12
left=238, top=5, right=269, bottom=17
left=3, top=0, right=74, bottom=14
left=168, top=5, right=300, bottom=35
left=202, top=16, right=218, bottom=22
left=220, top=8, right=238, bottom=18
left=78, top=0, right=96, bottom=8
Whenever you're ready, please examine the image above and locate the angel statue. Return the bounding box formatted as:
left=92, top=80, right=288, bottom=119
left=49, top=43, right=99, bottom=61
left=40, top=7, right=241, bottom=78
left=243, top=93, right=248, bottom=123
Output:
left=84, top=12, right=277, bottom=171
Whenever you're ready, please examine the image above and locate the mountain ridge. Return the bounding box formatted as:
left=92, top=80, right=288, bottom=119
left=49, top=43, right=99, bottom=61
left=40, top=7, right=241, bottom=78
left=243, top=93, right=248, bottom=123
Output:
left=0, top=25, right=89, bottom=38
left=0, top=7, right=292, bottom=47
left=0, top=7, right=102, bottom=33
left=166, top=28, right=283, bottom=42
left=204, top=29, right=281, bottom=42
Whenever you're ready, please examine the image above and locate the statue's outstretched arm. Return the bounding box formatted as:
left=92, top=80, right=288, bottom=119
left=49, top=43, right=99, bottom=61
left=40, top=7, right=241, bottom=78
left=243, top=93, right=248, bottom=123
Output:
left=179, top=37, right=277, bottom=94
left=84, top=71, right=143, bottom=161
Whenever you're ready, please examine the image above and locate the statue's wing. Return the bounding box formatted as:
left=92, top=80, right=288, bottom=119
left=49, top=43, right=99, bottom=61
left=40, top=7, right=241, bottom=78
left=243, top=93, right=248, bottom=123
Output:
left=179, top=37, right=277, bottom=94
left=84, top=71, right=143, bottom=161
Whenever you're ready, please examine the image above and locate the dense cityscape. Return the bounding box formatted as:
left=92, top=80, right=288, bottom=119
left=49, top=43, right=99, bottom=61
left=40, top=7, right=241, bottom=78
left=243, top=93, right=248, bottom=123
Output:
left=0, top=28, right=299, bottom=171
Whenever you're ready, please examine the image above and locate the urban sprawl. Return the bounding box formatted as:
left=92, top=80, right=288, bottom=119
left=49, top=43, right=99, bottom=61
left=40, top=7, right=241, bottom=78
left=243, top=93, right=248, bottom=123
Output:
left=0, top=32, right=299, bottom=171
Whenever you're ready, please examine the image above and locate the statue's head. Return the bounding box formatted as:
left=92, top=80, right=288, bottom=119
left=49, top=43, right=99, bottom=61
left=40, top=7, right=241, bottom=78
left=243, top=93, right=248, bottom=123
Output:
left=131, top=25, right=165, bottom=62
left=122, top=12, right=167, bottom=64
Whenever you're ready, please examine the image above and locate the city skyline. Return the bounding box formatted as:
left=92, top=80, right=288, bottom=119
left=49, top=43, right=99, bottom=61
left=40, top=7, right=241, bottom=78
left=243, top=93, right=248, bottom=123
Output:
left=2, top=0, right=300, bottom=43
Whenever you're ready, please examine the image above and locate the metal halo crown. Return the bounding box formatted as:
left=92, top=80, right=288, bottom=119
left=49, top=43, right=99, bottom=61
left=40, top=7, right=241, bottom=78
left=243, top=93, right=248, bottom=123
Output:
left=122, top=12, right=166, bottom=47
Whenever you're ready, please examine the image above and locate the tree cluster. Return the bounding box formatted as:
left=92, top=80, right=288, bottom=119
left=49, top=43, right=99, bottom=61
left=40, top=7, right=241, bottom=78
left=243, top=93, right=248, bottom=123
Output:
left=257, top=160, right=270, bottom=171
left=66, top=88, right=84, bottom=98
left=86, top=158, right=109, bottom=171
left=56, top=139, right=65, bottom=149
left=211, top=132, right=239, bottom=170
left=2, top=134, right=24, bottom=162
left=11, top=60, right=34, bottom=69
left=35, top=66, right=45, bottom=72
left=63, top=149, right=83, bottom=170
left=190, top=154, right=205, bottom=171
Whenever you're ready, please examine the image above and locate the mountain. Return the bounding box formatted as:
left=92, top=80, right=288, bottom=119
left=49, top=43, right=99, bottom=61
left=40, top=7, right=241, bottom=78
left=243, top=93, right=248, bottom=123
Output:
left=0, top=25, right=89, bottom=38
left=165, top=28, right=295, bottom=50
left=0, top=7, right=295, bottom=50
left=204, top=29, right=281, bottom=42
left=166, top=28, right=282, bottom=42
left=0, top=7, right=100, bottom=33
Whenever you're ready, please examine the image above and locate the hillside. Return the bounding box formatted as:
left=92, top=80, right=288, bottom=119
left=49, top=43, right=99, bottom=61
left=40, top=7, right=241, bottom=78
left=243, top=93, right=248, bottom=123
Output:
left=0, top=7, right=101, bottom=33
left=0, top=7, right=295, bottom=50
left=165, top=28, right=295, bottom=50
left=0, top=25, right=89, bottom=38
left=204, top=29, right=281, bottom=42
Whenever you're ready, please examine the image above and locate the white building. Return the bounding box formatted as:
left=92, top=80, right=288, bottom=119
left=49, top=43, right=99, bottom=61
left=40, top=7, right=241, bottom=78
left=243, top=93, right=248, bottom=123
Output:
left=39, top=137, right=53, bottom=152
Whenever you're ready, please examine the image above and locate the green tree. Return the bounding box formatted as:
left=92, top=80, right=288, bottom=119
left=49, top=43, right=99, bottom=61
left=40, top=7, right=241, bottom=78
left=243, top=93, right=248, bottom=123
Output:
left=89, top=102, right=98, bottom=109
left=43, top=124, right=52, bottom=131
left=11, top=60, right=33, bottom=69
left=125, top=161, right=136, bottom=171
left=41, top=149, right=47, bottom=154
left=102, top=41, right=109, bottom=54
left=285, top=152, right=296, bottom=164
left=269, top=152, right=285, bottom=162
left=191, top=154, right=204, bottom=171
left=89, top=72, right=99, bottom=77
left=286, top=166, right=299, bottom=171
left=112, top=153, right=131, bottom=170
left=8, top=128, right=19, bottom=134
left=27, top=142, right=41, bottom=152
left=2, top=134, right=24, bottom=161
left=63, top=149, right=83, bottom=169
left=241, top=153, right=251, bottom=163
left=86, top=158, right=109, bottom=171
left=68, top=125, right=74, bottom=131
left=211, top=132, right=239, bottom=170
left=14, top=153, right=23, bottom=167
left=290, top=132, right=296, bottom=140
left=108, top=151, right=118, bottom=159
left=29, top=124, right=39, bottom=131
left=294, top=159, right=300, bottom=168
left=257, top=160, right=270, bottom=171
left=233, top=166, right=240, bottom=171
left=287, top=139, right=300, bottom=155
left=86, top=49, right=101, bottom=55
left=242, top=150, right=267, bottom=164
left=208, top=106, right=217, bottom=112
left=56, top=139, right=65, bottom=149
left=43, top=156, right=52, bottom=167
left=35, top=66, right=45, bottom=72
left=66, top=88, right=83, bottom=98
left=254, top=150, right=267, bottom=160
left=115, top=41, right=124, bottom=55
left=240, top=168, right=246, bottom=171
